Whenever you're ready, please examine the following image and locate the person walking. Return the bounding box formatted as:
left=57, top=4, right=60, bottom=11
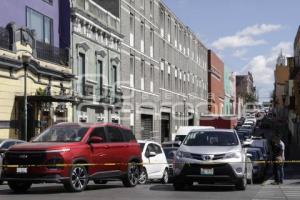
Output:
left=271, top=135, right=285, bottom=184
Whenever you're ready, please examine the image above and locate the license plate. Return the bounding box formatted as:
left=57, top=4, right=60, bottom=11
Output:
left=16, top=168, right=27, bottom=174
left=201, top=168, right=214, bottom=175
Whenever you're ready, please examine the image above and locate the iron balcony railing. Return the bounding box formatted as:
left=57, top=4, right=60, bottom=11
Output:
left=36, top=41, right=69, bottom=66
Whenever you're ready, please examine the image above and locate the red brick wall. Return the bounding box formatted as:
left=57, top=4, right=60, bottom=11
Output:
left=208, top=50, right=225, bottom=114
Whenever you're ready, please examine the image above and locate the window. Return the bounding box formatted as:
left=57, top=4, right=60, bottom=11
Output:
left=140, top=21, right=145, bottom=53
left=150, top=0, right=154, bottom=19
left=153, top=144, right=162, bottom=154
left=140, top=0, right=144, bottom=10
left=174, top=24, right=178, bottom=48
left=90, top=127, right=106, bottom=142
left=112, top=65, right=117, bottom=92
left=26, top=7, right=53, bottom=44
left=160, top=10, right=164, bottom=37
left=122, top=129, right=136, bottom=142
left=79, top=53, right=86, bottom=95
left=167, top=16, right=171, bottom=42
left=97, top=60, right=103, bottom=96
left=150, top=28, right=154, bottom=57
left=2, top=141, right=16, bottom=149
left=130, top=13, right=135, bottom=47
left=42, top=0, right=53, bottom=4
left=160, top=61, right=165, bottom=88
left=130, top=56, right=135, bottom=87
left=107, top=127, right=124, bottom=143
left=150, top=65, right=154, bottom=92
left=141, top=60, right=145, bottom=90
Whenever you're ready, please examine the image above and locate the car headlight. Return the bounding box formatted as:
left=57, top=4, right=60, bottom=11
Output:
left=176, top=151, right=192, bottom=159
left=224, top=152, right=241, bottom=159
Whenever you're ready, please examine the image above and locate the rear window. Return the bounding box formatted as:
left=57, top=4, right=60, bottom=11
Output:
left=184, top=131, right=239, bottom=146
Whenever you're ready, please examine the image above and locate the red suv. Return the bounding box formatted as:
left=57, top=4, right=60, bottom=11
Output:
left=2, top=123, right=142, bottom=193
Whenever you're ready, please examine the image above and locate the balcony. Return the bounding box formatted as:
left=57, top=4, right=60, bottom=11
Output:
left=74, top=0, right=120, bottom=32
left=36, top=41, right=69, bottom=66
left=0, top=27, right=11, bottom=51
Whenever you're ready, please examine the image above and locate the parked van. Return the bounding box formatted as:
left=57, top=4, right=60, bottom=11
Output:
left=173, top=126, right=215, bottom=142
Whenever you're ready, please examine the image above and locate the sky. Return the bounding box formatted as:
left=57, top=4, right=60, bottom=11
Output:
left=163, top=0, right=299, bottom=102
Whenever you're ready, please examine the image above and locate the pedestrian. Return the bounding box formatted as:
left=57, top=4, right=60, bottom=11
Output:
left=271, top=134, right=285, bottom=184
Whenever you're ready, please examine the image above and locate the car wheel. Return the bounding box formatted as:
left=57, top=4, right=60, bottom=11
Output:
left=138, top=168, right=148, bottom=185
left=161, top=169, right=169, bottom=184
left=94, top=180, right=108, bottom=184
left=173, top=179, right=185, bottom=191
left=236, top=173, right=247, bottom=190
left=8, top=182, right=32, bottom=193
left=64, top=165, right=88, bottom=192
left=122, top=162, right=139, bottom=187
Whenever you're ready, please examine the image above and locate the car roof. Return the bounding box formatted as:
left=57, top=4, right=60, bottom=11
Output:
left=53, top=122, right=131, bottom=130
left=191, top=129, right=235, bottom=133
left=137, top=140, right=161, bottom=146
left=176, top=126, right=215, bottom=135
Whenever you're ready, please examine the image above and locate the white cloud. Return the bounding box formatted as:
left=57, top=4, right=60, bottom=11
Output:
left=211, top=24, right=282, bottom=50
left=237, top=24, right=282, bottom=36
left=233, top=49, right=248, bottom=58
left=241, top=41, right=292, bottom=101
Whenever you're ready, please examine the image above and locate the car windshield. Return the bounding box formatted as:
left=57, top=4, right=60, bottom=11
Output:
left=183, top=131, right=239, bottom=146
left=32, top=126, right=89, bottom=143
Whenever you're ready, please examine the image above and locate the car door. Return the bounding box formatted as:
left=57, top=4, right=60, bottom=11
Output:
left=152, top=144, right=167, bottom=177
left=106, top=126, right=126, bottom=171
left=144, top=143, right=155, bottom=177
left=148, top=143, right=163, bottom=177
left=88, top=127, right=111, bottom=174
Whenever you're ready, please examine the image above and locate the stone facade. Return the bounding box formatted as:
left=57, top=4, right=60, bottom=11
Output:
left=70, top=0, right=123, bottom=123
left=119, top=0, right=208, bottom=142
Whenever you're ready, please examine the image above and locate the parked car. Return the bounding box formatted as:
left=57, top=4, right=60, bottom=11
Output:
left=2, top=123, right=142, bottom=193
left=138, top=140, right=169, bottom=184
left=173, top=129, right=252, bottom=191
left=162, top=146, right=178, bottom=182
left=241, top=125, right=255, bottom=135
left=162, top=141, right=181, bottom=148
left=173, top=126, right=215, bottom=143
left=246, top=147, right=266, bottom=182
left=0, top=139, right=26, bottom=185
left=250, top=137, right=270, bottom=161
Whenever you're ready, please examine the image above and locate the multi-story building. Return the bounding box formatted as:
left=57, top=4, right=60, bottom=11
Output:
left=119, top=0, right=208, bottom=142
left=69, top=0, right=123, bottom=123
left=223, top=66, right=231, bottom=115
left=274, top=51, right=289, bottom=119
left=288, top=26, right=300, bottom=145
left=207, top=50, right=224, bottom=115
left=0, top=0, right=73, bottom=140
left=236, top=72, right=256, bottom=100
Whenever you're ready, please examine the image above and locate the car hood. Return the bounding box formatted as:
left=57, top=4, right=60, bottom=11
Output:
left=179, top=144, right=241, bottom=155
left=8, top=142, right=80, bottom=151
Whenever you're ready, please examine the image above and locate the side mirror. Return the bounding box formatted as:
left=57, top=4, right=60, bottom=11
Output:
left=246, top=153, right=252, bottom=158
left=149, top=151, right=157, bottom=157
left=89, top=136, right=104, bottom=144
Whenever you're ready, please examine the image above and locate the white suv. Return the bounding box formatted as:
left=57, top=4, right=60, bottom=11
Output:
left=138, top=140, right=169, bottom=184
left=173, top=129, right=251, bottom=190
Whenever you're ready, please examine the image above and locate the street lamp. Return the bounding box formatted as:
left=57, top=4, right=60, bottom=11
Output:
left=22, top=54, right=31, bottom=141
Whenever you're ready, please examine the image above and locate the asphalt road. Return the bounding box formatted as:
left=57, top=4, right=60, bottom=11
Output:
left=0, top=182, right=264, bottom=200
left=0, top=181, right=300, bottom=200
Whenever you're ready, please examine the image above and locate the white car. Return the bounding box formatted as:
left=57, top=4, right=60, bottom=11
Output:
left=138, top=140, right=169, bottom=184
left=173, top=126, right=215, bottom=142
left=173, top=129, right=252, bottom=190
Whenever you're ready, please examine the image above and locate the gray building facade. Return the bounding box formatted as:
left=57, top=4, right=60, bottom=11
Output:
left=70, top=0, right=123, bottom=123
left=119, top=0, right=208, bottom=142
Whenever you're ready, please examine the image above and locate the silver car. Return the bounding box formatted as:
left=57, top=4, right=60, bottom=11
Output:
left=173, top=129, right=251, bottom=190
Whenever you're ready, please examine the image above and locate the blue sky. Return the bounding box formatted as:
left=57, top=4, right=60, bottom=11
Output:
left=163, top=0, right=299, bottom=102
